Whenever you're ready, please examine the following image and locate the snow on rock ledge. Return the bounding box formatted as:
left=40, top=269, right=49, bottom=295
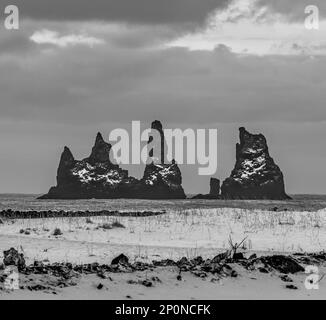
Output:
left=39, top=121, right=186, bottom=200
left=221, top=127, right=291, bottom=200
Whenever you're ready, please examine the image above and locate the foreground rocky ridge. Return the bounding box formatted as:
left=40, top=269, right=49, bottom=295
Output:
left=1, top=247, right=323, bottom=294
left=0, top=209, right=166, bottom=219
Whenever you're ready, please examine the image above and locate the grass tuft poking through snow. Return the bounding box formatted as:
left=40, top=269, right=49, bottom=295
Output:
left=53, top=228, right=63, bottom=236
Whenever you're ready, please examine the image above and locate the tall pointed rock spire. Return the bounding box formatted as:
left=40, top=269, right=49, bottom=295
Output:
left=221, top=127, right=290, bottom=200
left=88, top=132, right=112, bottom=164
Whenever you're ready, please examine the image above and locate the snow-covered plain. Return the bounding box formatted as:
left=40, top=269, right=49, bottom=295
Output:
left=1, top=207, right=326, bottom=265
left=1, top=206, right=326, bottom=300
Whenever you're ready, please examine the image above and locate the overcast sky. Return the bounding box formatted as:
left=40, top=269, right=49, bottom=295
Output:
left=0, top=0, right=325, bottom=195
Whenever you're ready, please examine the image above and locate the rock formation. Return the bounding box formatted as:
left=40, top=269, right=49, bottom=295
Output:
left=139, top=161, right=186, bottom=199
left=3, top=248, right=26, bottom=271
left=209, top=178, right=220, bottom=198
left=192, top=178, right=220, bottom=199
left=141, top=120, right=186, bottom=199
left=221, top=127, right=291, bottom=200
left=148, top=120, right=166, bottom=164
left=39, top=121, right=186, bottom=200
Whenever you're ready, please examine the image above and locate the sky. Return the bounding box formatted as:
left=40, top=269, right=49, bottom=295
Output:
left=0, top=0, right=326, bottom=195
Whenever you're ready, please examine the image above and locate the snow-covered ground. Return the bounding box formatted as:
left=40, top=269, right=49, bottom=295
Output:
left=2, top=266, right=326, bottom=300
left=1, top=208, right=326, bottom=265
left=1, top=207, right=326, bottom=300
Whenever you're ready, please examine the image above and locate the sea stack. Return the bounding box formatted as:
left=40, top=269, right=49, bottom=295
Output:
left=39, top=121, right=186, bottom=200
left=221, top=127, right=291, bottom=200
left=39, top=132, right=133, bottom=199
left=209, top=178, right=220, bottom=198
left=139, top=120, right=186, bottom=199
left=192, top=178, right=220, bottom=200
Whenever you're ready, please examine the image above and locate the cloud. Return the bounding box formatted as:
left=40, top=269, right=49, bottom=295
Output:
left=256, top=0, right=326, bottom=21
left=0, top=31, right=34, bottom=55
left=15, top=0, right=231, bottom=31
left=213, top=0, right=270, bottom=23
left=30, top=29, right=105, bottom=47
left=1, top=41, right=326, bottom=126
left=168, top=0, right=326, bottom=56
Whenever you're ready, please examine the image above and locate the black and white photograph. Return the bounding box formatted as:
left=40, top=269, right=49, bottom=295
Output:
left=0, top=0, right=326, bottom=306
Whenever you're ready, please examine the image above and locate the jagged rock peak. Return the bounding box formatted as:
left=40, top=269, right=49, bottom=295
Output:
left=95, top=132, right=104, bottom=144
left=149, top=120, right=166, bottom=164
left=88, top=132, right=112, bottom=164
left=57, top=146, right=75, bottom=186
left=61, top=146, right=74, bottom=162
left=236, top=127, right=268, bottom=160
left=39, top=120, right=186, bottom=200
left=221, top=127, right=290, bottom=200
left=152, top=120, right=164, bottom=132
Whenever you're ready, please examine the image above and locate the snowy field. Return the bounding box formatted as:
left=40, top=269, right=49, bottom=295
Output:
left=1, top=207, right=326, bottom=265
left=1, top=206, right=326, bottom=300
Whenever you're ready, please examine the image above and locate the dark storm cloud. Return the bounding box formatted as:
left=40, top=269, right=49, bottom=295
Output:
left=1, top=42, right=326, bottom=125
left=12, top=0, right=230, bottom=28
left=0, top=31, right=33, bottom=54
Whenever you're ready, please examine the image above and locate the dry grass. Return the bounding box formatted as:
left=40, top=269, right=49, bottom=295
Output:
left=1, top=206, right=326, bottom=262
left=53, top=228, right=63, bottom=236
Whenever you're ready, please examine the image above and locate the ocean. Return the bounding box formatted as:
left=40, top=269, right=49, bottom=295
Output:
left=0, top=194, right=326, bottom=212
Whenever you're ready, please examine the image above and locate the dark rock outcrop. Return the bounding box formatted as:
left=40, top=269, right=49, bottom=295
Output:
left=39, top=133, right=135, bottom=199
left=3, top=248, right=25, bottom=271
left=111, top=254, right=129, bottom=266
left=251, top=255, right=304, bottom=274
left=148, top=120, right=166, bottom=164
left=0, top=209, right=165, bottom=219
left=139, top=120, right=186, bottom=199
left=209, top=178, right=220, bottom=198
left=221, top=127, right=290, bottom=200
left=39, top=121, right=186, bottom=200
left=139, top=162, right=186, bottom=199
left=192, top=178, right=220, bottom=199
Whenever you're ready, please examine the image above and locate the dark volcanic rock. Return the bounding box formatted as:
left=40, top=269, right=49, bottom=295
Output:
left=148, top=120, right=166, bottom=164
left=280, top=274, right=293, bottom=282
left=286, top=284, right=298, bottom=290
left=39, top=133, right=133, bottom=199
left=111, top=254, right=129, bottom=266
left=221, top=127, right=290, bottom=200
left=3, top=248, right=25, bottom=271
left=294, top=251, right=326, bottom=265
left=211, top=251, right=231, bottom=264
left=0, top=209, right=165, bottom=219
left=141, top=280, right=153, bottom=287
left=140, top=162, right=186, bottom=199
left=140, top=120, right=186, bottom=199
left=39, top=121, right=185, bottom=200
left=209, top=178, right=220, bottom=198
left=88, top=132, right=113, bottom=165
left=253, top=255, right=304, bottom=274
left=192, top=178, right=220, bottom=199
